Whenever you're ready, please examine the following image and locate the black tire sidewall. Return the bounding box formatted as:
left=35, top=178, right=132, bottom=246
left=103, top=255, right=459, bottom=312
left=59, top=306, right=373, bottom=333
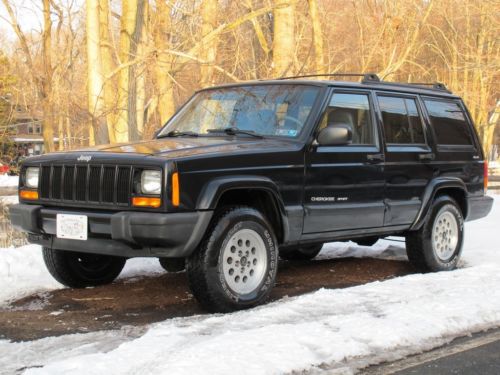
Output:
left=43, top=248, right=126, bottom=288
left=193, top=207, right=278, bottom=310
left=422, top=197, right=464, bottom=271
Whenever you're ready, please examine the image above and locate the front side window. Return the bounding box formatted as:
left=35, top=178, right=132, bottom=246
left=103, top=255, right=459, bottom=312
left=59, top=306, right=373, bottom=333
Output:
left=378, top=96, right=425, bottom=144
left=423, top=99, right=474, bottom=145
left=158, top=85, right=320, bottom=138
left=318, top=93, right=375, bottom=145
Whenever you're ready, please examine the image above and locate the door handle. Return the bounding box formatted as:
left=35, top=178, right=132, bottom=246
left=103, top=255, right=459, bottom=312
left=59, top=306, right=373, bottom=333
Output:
left=418, top=153, right=435, bottom=162
left=367, top=153, right=384, bottom=163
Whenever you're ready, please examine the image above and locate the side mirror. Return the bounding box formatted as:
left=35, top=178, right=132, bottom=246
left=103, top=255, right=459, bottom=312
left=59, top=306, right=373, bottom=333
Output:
left=316, top=124, right=352, bottom=146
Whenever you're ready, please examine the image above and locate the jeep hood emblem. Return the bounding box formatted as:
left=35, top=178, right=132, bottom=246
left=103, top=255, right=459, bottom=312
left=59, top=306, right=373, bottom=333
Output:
left=77, top=155, right=92, bottom=162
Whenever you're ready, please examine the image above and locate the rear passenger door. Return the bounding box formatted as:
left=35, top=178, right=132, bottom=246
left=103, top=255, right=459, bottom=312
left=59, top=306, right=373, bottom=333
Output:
left=375, top=93, right=434, bottom=226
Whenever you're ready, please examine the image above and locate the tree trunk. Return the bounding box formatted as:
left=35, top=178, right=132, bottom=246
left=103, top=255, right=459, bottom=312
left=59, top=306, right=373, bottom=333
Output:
left=307, top=0, right=325, bottom=74
left=116, top=0, right=146, bottom=142
left=99, top=0, right=117, bottom=143
left=86, top=0, right=106, bottom=145
left=272, top=0, right=295, bottom=77
left=153, top=0, right=176, bottom=125
left=199, top=0, right=218, bottom=88
left=484, top=100, right=500, bottom=160
left=41, top=0, right=55, bottom=152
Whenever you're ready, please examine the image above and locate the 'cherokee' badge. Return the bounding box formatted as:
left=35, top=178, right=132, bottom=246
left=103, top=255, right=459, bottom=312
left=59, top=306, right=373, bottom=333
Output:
left=77, top=155, right=92, bottom=162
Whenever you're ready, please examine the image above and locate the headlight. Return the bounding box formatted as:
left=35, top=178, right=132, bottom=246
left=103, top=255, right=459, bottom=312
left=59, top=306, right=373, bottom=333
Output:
left=140, top=170, right=162, bottom=195
left=25, top=167, right=40, bottom=188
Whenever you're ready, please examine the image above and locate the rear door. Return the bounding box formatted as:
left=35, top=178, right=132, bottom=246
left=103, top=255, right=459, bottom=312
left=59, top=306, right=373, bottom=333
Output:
left=303, top=89, right=385, bottom=233
left=374, top=93, right=434, bottom=226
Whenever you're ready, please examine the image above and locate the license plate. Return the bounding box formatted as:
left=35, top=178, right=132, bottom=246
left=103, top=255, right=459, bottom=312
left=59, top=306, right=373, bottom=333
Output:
left=56, top=214, right=88, bottom=240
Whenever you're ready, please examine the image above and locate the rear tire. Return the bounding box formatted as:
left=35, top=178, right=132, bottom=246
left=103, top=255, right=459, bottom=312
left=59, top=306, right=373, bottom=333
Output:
left=42, top=248, right=126, bottom=288
left=279, top=244, right=323, bottom=261
left=406, top=195, right=464, bottom=272
left=186, top=206, right=278, bottom=312
left=159, top=257, right=185, bottom=273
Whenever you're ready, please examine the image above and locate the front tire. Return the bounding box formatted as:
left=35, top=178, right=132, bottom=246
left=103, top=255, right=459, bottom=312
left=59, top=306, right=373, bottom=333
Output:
left=186, top=206, right=278, bottom=312
left=42, top=248, right=126, bottom=288
left=406, top=195, right=464, bottom=272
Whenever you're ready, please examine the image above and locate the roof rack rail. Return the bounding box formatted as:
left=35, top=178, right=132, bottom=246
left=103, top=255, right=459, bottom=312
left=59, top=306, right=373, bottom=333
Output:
left=407, top=82, right=448, bottom=91
left=271, top=73, right=451, bottom=93
left=275, top=73, right=380, bottom=82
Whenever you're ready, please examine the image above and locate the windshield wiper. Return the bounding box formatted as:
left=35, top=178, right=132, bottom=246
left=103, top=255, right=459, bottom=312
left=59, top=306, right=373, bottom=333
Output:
left=207, top=127, right=264, bottom=138
left=158, top=130, right=199, bottom=138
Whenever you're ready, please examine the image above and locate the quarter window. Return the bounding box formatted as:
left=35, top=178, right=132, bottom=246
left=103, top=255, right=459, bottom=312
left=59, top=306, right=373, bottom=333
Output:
left=378, top=96, right=425, bottom=144
left=423, top=99, right=473, bottom=145
left=319, top=93, right=375, bottom=145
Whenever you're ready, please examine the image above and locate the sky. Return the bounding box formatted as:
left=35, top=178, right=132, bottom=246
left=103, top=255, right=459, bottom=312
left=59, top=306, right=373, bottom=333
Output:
left=0, top=0, right=84, bottom=43
left=0, top=0, right=44, bottom=40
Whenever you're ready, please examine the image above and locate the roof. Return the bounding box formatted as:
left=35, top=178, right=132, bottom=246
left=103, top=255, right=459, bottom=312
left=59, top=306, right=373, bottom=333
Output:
left=202, top=76, right=460, bottom=99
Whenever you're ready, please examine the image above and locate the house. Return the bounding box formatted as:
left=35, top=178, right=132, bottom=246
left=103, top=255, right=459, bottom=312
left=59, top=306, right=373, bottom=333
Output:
left=0, top=95, right=58, bottom=157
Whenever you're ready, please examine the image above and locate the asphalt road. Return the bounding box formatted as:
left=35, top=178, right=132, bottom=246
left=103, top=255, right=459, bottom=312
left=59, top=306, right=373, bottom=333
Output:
left=362, top=328, right=500, bottom=375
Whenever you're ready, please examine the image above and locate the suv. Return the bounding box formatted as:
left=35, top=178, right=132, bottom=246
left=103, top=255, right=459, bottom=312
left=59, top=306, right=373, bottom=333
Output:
left=10, top=74, right=493, bottom=312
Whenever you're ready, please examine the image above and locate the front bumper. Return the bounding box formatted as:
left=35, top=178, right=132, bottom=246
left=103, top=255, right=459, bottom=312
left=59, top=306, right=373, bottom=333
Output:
left=9, top=204, right=213, bottom=258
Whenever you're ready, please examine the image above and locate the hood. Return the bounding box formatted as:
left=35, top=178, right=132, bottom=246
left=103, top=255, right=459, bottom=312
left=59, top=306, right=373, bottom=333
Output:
left=61, top=137, right=301, bottom=159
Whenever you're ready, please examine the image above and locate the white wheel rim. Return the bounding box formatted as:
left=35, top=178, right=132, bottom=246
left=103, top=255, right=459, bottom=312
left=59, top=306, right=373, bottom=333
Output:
left=221, top=228, right=267, bottom=295
left=432, top=210, right=459, bottom=261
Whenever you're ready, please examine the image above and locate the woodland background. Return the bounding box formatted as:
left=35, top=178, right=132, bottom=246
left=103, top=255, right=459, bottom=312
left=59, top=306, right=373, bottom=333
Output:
left=0, top=0, right=498, bottom=158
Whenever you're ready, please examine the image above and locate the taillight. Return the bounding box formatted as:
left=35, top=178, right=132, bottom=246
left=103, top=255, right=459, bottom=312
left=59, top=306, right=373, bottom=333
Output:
left=484, top=160, right=488, bottom=193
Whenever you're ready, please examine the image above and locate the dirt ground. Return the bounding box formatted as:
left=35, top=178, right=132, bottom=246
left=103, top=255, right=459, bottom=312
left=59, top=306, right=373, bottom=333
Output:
left=0, top=256, right=415, bottom=342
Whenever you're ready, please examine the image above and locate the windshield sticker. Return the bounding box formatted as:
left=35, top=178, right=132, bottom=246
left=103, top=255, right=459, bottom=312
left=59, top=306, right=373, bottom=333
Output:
left=276, top=129, right=298, bottom=137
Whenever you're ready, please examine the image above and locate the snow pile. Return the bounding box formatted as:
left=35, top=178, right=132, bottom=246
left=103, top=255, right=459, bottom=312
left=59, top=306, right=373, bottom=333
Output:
left=0, top=174, right=18, bottom=187
left=22, top=264, right=500, bottom=375
left=319, top=238, right=407, bottom=261
left=0, top=195, right=498, bottom=374
left=0, top=245, right=62, bottom=305
left=0, top=195, right=19, bottom=206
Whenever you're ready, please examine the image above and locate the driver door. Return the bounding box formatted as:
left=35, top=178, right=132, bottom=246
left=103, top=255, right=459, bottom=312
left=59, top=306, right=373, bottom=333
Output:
left=303, top=90, right=386, bottom=234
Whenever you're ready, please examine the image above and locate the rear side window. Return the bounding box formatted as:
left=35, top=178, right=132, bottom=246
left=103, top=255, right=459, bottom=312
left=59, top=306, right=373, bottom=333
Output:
left=378, top=96, right=425, bottom=144
left=423, top=99, right=474, bottom=145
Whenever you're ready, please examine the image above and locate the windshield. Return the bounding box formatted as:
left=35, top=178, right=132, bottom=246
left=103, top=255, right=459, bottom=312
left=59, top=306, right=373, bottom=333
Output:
left=157, top=85, right=320, bottom=138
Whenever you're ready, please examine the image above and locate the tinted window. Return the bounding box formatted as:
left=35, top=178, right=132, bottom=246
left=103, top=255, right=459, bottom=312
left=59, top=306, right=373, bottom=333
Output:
left=378, top=96, right=425, bottom=144
left=424, top=99, right=473, bottom=145
left=319, top=93, right=375, bottom=145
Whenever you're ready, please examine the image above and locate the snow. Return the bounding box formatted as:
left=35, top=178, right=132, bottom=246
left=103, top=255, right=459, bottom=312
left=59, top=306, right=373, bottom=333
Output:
left=0, top=195, right=19, bottom=205
left=0, top=246, right=164, bottom=307
left=0, top=174, right=18, bottom=187
left=0, top=195, right=499, bottom=374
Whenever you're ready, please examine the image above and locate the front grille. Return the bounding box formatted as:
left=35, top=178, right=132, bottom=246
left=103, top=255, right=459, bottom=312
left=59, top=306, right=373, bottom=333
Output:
left=39, top=164, right=133, bottom=206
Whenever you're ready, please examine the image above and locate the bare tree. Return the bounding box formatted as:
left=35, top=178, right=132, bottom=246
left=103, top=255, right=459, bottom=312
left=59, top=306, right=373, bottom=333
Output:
left=2, top=0, right=56, bottom=152
left=272, top=0, right=295, bottom=77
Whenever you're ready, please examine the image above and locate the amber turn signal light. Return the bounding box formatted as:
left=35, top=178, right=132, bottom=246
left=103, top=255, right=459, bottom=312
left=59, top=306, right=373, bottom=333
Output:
left=20, top=190, right=39, bottom=200
left=132, top=196, right=161, bottom=208
left=172, top=172, right=180, bottom=207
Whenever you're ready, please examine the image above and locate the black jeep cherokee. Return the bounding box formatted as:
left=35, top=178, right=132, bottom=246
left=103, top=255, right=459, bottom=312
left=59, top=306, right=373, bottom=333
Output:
left=10, top=74, right=493, bottom=312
